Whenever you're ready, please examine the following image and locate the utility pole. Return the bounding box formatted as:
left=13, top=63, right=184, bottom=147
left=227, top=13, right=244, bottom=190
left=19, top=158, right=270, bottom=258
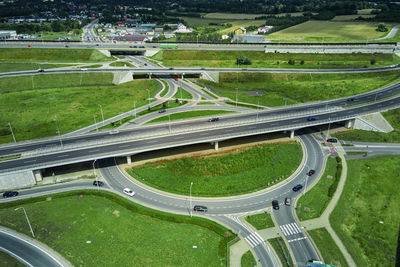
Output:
left=98, top=104, right=104, bottom=125
left=14, top=207, right=35, bottom=238
left=8, top=122, right=16, bottom=143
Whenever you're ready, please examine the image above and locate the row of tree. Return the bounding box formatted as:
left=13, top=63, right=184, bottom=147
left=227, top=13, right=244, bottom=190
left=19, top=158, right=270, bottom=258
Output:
left=0, top=20, right=81, bottom=34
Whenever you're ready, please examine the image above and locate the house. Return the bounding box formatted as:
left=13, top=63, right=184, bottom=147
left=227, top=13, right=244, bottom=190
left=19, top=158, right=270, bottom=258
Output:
left=234, top=27, right=246, bottom=35
left=258, top=26, right=273, bottom=34
left=174, top=23, right=192, bottom=33
left=0, top=30, right=17, bottom=40
left=222, top=35, right=230, bottom=40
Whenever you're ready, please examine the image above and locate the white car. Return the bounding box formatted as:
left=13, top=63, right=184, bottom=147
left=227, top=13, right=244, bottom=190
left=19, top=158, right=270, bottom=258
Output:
left=123, top=188, right=135, bottom=196
left=109, top=130, right=119, bottom=135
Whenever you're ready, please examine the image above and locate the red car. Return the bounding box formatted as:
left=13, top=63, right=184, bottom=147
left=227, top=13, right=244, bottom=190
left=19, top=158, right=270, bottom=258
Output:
left=27, top=44, right=32, bottom=47
left=174, top=77, right=178, bottom=81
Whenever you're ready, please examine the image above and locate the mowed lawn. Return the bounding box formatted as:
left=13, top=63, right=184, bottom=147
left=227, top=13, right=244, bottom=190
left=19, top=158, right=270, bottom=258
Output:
left=330, top=156, right=400, bottom=266
left=0, top=48, right=111, bottom=63
left=333, top=107, right=400, bottom=143
left=199, top=71, right=400, bottom=107
left=268, top=20, right=391, bottom=42
left=151, top=50, right=400, bottom=69
left=0, top=62, right=75, bottom=73
left=0, top=73, right=159, bottom=143
left=128, top=142, right=302, bottom=196
left=0, top=191, right=232, bottom=266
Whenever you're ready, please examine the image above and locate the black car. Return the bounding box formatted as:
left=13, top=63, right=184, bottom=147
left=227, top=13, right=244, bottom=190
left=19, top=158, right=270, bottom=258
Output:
left=292, top=184, right=303, bottom=192
left=158, top=109, right=166, bottom=113
left=327, top=138, right=338, bottom=143
left=272, top=200, right=279, bottom=210
left=347, top=98, right=355, bottom=102
left=307, top=117, right=317, bottom=121
left=193, top=205, right=208, bottom=212
left=169, top=67, right=174, bottom=70
left=93, top=181, right=104, bottom=186
left=3, top=191, right=18, bottom=198
left=307, top=169, right=316, bottom=176
left=38, top=69, right=44, bottom=72
left=208, top=117, right=219, bottom=122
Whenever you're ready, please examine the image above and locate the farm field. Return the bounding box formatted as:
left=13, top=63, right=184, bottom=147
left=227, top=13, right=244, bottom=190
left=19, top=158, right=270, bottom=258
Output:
left=0, top=73, right=159, bottom=143
left=203, top=12, right=305, bottom=19
left=0, top=191, right=233, bottom=266
left=0, top=48, right=111, bottom=63
left=128, top=142, right=302, bottom=197
left=330, top=156, right=400, bottom=266
left=151, top=50, right=400, bottom=69
left=198, top=71, right=400, bottom=107
left=267, top=20, right=393, bottom=42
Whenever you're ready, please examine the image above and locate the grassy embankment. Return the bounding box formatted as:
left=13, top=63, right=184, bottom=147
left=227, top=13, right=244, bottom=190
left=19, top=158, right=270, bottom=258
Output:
left=0, top=73, right=159, bottom=143
left=308, top=228, right=349, bottom=267
left=0, top=63, right=76, bottom=73
left=241, top=250, right=257, bottom=267
left=151, top=50, right=400, bottom=69
left=296, top=156, right=342, bottom=221
left=0, top=48, right=111, bottom=63
left=268, top=237, right=293, bottom=267
left=244, top=212, right=275, bottom=230
left=330, top=156, right=400, bottom=266
left=128, top=142, right=302, bottom=197
left=333, top=107, right=400, bottom=143
left=147, top=110, right=235, bottom=124
left=0, top=190, right=234, bottom=266
left=198, top=71, right=400, bottom=107
left=0, top=251, right=23, bottom=267
left=109, top=61, right=133, bottom=67
left=267, top=20, right=395, bottom=42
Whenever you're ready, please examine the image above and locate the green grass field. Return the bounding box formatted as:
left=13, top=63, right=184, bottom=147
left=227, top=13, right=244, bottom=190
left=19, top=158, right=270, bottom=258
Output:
left=0, top=62, right=75, bottom=73
left=308, top=228, right=349, bottom=267
left=173, top=87, right=193, bottom=99
left=0, top=251, right=23, bottom=267
left=151, top=50, right=400, bottom=69
left=244, top=212, right=275, bottom=230
left=268, top=237, right=293, bottom=267
left=330, top=156, right=400, bottom=266
left=0, top=191, right=234, bottom=266
left=147, top=110, right=235, bottom=124
left=333, top=107, right=400, bottom=143
left=268, top=20, right=392, bottom=42
left=199, top=71, right=400, bottom=107
left=241, top=250, right=257, bottom=267
left=0, top=73, right=159, bottom=143
left=218, top=20, right=265, bottom=34
left=128, top=142, right=302, bottom=197
left=0, top=48, right=111, bottom=63
left=109, top=61, right=133, bottom=67
left=296, top=156, right=340, bottom=221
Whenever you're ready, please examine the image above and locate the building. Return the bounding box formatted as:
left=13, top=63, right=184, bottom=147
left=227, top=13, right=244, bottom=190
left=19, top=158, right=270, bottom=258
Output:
left=174, top=23, right=192, bottom=33
left=234, top=27, right=246, bottom=35
left=258, top=26, right=273, bottom=34
left=136, top=23, right=156, bottom=33
left=0, top=30, right=17, bottom=40
left=113, top=34, right=148, bottom=42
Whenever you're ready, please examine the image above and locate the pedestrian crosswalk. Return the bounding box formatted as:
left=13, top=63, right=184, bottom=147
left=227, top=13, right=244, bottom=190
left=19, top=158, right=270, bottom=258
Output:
left=244, top=232, right=265, bottom=248
left=279, top=222, right=302, bottom=237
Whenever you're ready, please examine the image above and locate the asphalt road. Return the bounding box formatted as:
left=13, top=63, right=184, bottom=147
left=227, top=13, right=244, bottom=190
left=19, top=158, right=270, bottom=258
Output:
left=0, top=231, right=63, bottom=267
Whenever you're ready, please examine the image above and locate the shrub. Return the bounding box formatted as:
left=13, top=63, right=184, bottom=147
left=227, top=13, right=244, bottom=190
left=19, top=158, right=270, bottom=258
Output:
left=370, top=58, right=376, bottom=65
left=300, top=60, right=305, bottom=65
left=288, top=59, right=295, bottom=65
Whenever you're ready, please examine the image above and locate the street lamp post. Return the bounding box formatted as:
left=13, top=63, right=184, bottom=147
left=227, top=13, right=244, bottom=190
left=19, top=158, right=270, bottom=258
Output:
left=146, top=89, right=150, bottom=107
left=236, top=88, right=238, bottom=107
left=189, top=182, right=193, bottom=217
left=327, top=118, right=332, bottom=138
left=98, top=104, right=104, bottom=125
left=14, top=207, right=35, bottom=238
left=93, top=159, right=99, bottom=191
left=94, top=115, right=98, bottom=131
left=8, top=122, right=16, bottom=143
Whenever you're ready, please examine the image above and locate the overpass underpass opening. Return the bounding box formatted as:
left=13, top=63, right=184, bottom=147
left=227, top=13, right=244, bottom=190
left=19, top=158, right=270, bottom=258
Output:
left=110, top=50, right=145, bottom=56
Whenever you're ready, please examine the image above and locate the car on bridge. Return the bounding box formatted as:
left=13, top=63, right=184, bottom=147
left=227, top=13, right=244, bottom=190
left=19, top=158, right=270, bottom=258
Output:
left=3, top=191, right=18, bottom=198
left=109, top=130, right=119, bottom=135
left=208, top=117, right=219, bottom=122
left=307, top=117, right=317, bottom=121
left=193, top=205, right=208, bottom=212
left=292, top=184, right=303, bottom=192
left=93, top=181, right=104, bottom=186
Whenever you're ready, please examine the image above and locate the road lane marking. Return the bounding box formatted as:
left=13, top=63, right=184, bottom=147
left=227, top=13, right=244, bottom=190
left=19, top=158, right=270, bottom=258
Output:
left=57, top=155, right=68, bottom=158
left=287, top=236, right=307, bottom=243
left=23, top=160, right=36, bottom=163
left=89, top=149, right=99, bottom=152
left=146, top=140, right=158, bottom=144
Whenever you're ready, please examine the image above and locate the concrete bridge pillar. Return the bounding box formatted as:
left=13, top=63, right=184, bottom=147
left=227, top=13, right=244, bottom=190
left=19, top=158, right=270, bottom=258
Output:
left=345, top=119, right=355, bottom=129
left=181, top=73, right=184, bottom=79
left=32, top=170, right=42, bottom=182
left=149, top=73, right=152, bottom=79
left=214, top=142, right=219, bottom=151
left=290, top=130, right=295, bottom=139
left=127, top=156, right=132, bottom=165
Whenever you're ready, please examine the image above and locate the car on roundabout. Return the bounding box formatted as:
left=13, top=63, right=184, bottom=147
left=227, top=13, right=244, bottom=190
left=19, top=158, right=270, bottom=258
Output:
left=193, top=205, right=208, bottom=212
left=307, top=169, right=316, bottom=176
left=272, top=200, right=280, bottom=210
left=123, top=188, right=135, bottom=196
left=292, top=184, right=303, bottom=192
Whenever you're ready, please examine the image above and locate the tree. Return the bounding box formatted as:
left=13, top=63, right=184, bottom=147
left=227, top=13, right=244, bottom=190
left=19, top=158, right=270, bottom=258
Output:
left=376, top=23, right=388, bottom=32
left=288, top=59, right=295, bottom=65
left=370, top=58, right=376, bottom=65
left=300, top=60, right=305, bottom=65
